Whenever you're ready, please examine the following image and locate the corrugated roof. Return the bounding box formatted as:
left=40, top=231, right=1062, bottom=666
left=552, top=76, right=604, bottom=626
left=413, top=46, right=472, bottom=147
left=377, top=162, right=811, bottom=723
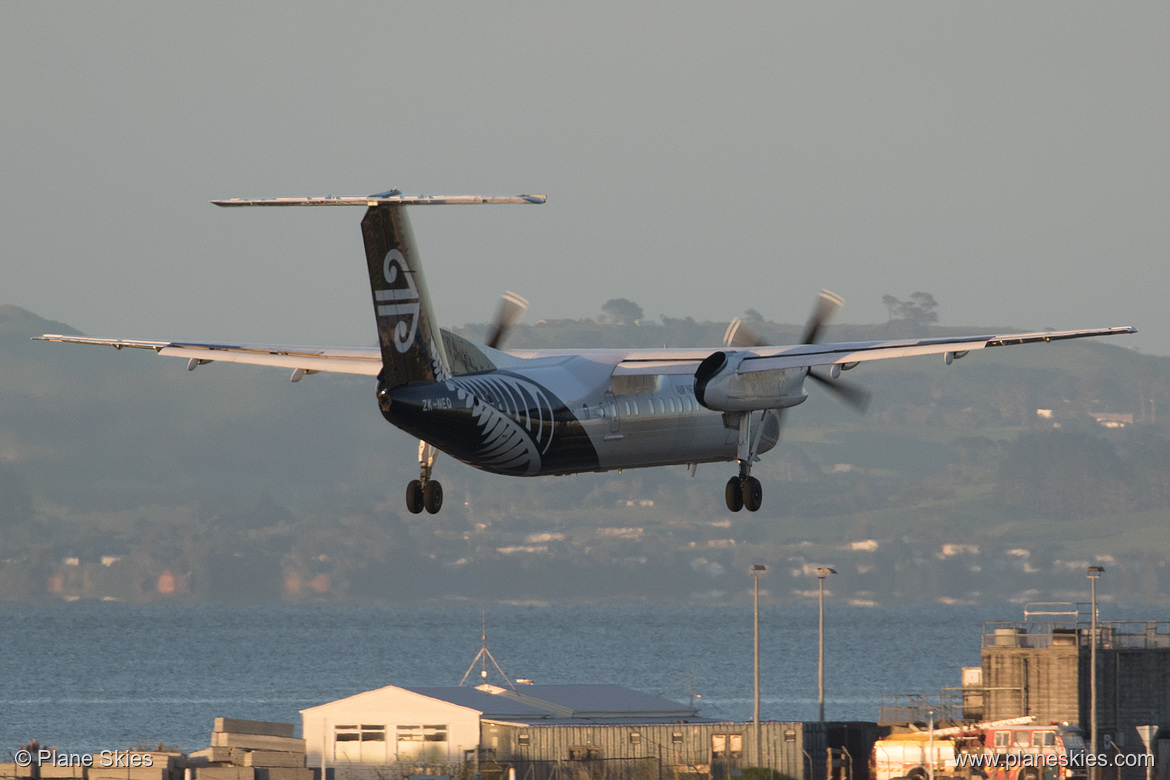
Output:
left=304, top=683, right=698, bottom=723
left=403, top=686, right=556, bottom=718
left=507, top=685, right=697, bottom=717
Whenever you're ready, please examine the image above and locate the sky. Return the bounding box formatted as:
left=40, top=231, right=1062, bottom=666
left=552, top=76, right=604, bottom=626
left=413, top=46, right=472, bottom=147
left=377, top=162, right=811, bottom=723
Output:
left=3, top=3, right=1168, bottom=354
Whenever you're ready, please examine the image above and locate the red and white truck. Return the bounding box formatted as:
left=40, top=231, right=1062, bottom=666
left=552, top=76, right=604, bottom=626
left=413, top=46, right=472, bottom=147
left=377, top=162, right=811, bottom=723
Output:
left=872, top=717, right=1087, bottom=780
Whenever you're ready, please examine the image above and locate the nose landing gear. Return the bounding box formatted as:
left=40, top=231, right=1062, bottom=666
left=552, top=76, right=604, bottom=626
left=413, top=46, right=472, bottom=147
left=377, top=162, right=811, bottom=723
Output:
left=406, top=440, right=443, bottom=514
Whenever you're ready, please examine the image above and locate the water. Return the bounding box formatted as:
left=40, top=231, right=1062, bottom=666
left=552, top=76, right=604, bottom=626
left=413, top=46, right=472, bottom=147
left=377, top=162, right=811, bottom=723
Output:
left=0, top=603, right=1156, bottom=755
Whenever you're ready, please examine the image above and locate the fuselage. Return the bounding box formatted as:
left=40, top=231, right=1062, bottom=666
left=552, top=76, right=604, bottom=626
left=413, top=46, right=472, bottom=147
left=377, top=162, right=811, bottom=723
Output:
left=380, top=348, right=801, bottom=477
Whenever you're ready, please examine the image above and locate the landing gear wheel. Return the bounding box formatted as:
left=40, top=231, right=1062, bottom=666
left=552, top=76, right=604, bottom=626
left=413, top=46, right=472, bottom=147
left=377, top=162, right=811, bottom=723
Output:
left=405, top=480, right=424, bottom=514
left=743, top=476, right=763, bottom=512
left=423, top=480, right=444, bottom=514
left=725, top=477, right=744, bottom=512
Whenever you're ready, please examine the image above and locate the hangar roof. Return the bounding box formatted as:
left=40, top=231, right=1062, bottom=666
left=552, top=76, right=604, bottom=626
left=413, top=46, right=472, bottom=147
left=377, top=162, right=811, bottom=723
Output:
left=409, top=683, right=698, bottom=722
left=303, top=682, right=699, bottom=724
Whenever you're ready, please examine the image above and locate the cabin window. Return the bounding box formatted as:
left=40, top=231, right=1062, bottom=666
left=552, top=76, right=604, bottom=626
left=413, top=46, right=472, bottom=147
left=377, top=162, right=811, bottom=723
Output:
left=994, top=732, right=1010, bottom=748
left=1013, top=731, right=1031, bottom=747
left=1035, top=732, right=1056, bottom=747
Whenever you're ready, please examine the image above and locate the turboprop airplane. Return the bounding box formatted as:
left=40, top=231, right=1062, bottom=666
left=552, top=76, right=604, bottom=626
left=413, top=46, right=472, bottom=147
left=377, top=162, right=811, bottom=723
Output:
left=37, top=191, right=1137, bottom=514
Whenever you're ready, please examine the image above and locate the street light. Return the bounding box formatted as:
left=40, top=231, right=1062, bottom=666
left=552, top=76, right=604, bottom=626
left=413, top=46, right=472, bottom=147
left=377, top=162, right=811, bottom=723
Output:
left=816, top=567, right=837, bottom=722
left=751, top=564, right=767, bottom=767
left=1087, top=565, right=1104, bottom=780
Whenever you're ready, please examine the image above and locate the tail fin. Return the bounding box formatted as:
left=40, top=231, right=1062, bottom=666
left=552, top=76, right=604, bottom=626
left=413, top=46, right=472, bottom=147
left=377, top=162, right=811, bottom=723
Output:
left=362, top=203, right=450, bottom=387
left=210, top=190, right=545, bottom=388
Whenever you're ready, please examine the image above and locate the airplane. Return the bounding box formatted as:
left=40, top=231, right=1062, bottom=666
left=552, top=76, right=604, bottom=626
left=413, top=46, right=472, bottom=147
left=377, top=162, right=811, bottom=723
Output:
left=37, top=190, right=1137, bottom=514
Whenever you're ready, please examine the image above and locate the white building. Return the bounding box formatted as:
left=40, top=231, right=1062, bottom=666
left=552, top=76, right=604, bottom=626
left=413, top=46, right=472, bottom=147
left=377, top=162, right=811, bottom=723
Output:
left=301, top=683, right=699, bottom=777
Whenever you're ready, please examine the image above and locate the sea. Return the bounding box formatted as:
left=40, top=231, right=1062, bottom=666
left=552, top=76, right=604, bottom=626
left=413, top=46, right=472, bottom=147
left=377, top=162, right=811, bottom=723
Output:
left=0, top=602, right=1160, bottom=756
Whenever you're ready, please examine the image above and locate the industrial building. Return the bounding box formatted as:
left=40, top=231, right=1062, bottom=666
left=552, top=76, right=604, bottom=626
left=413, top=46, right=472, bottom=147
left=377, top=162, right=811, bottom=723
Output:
left=882, top=605, right=1169, bottom=780
left=979, top=614, right=1169, bottom=775
left=299, top=682, right=846, bottom=780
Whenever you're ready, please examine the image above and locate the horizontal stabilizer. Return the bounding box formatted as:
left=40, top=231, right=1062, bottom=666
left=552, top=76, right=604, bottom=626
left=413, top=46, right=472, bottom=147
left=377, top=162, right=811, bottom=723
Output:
left=212, top=191, right=546, bottom=207
left=34, top=335, right=381, bottom=376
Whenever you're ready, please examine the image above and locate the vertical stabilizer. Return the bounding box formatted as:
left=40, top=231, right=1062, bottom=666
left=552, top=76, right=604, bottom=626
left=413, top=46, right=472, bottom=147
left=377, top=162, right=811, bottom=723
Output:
left=362, top=204, right=451, bottom=387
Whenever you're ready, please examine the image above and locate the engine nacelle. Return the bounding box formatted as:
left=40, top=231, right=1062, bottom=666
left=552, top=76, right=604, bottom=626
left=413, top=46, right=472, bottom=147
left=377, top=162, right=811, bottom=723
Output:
left=694, top=350, right=808, bottom=412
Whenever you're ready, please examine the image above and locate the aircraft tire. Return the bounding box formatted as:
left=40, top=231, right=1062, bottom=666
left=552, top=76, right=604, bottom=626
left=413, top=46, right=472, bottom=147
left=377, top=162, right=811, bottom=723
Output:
left=406, top=480, right=424, bottom=514
left=725, top=477, right=743, bottom=512
left=743, top=476, right=763, bottom=512
left=423, top=480, right=444, bottom=514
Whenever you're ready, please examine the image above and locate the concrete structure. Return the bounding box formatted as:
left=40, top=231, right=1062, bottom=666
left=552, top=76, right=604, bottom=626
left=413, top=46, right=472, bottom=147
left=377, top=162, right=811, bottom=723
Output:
left=189, top=718, right=311, bottom=780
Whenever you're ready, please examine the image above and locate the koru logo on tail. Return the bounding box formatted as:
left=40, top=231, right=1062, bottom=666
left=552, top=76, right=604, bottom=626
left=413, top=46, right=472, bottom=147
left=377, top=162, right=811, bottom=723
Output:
left=375, top=249, right=420, bottom=353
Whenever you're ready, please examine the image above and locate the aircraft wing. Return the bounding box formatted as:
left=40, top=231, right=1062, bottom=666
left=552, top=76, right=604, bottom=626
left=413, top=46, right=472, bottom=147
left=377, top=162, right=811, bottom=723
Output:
left=33, top=335, right=381, bottom=377
left=613, top=326, right=1137, bottom=375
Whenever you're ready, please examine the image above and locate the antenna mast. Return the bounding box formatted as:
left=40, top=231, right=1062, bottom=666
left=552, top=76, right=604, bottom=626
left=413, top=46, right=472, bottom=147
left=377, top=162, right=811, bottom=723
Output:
left=459, top=611, right=515, bottom=690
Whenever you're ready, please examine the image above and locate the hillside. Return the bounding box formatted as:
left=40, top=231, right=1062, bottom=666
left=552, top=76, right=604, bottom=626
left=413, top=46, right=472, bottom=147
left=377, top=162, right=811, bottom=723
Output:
left=2, top=304, right=1167, bottom=606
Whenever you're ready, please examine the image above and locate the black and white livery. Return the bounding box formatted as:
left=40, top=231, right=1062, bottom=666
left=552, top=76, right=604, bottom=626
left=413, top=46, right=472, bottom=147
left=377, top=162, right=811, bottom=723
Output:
left=37, top=191, right=1137, bottom=514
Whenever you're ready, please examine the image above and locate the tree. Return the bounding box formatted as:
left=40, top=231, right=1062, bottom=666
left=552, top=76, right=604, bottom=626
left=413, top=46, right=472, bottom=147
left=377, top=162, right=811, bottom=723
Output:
left=883, top=292, right=939, bottom=325
left=881, top=294, right=899, bottom=322
left=909, top=291, right=939, bottom=323
left=742, top=308, right=765, bottom=325
left=599, top=298, right=643, bottom=325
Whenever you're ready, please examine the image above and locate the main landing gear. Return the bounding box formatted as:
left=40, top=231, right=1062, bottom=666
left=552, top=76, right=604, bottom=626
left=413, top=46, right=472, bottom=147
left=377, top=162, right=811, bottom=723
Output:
left=726, top=473, right=763, bottom=513
left=725, top=411, right=765, bottom=513
left=406, top=440, right=443, bottom=514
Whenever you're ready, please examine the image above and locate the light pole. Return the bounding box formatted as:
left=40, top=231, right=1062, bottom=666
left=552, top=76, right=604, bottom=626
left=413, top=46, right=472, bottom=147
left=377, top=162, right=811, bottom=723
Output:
left=1088, top=565, right=1104, bottom=780
left=817, top=567, right=837, bottom=722
left=927, top=709, right=936, bottom=780
left=751, top=564, right=766, bottom=767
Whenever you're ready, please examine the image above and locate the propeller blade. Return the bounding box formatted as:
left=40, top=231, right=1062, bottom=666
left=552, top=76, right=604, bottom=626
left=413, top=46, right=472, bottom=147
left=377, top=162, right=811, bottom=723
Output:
left=723, top=317, right=767, bottom=348
left=800, top=290, right=845, bottom=345
left=808, top=369, right=871, bottom=413
left=485, top=291, right=529, bottom=350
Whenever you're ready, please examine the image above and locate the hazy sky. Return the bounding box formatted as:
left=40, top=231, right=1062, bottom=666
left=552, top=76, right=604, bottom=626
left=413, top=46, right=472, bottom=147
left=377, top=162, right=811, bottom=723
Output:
left=4, top=3, right=1167, bottom=354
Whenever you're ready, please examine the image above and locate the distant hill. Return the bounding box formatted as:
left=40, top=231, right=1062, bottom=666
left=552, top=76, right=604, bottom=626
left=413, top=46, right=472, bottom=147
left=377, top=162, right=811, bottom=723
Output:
left=2, top=304, right=1167, bottom=606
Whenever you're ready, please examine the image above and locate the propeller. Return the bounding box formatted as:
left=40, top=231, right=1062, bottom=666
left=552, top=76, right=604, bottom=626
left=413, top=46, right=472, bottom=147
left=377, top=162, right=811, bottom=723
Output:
left=485, top=291, right=529, bottom=350
left=801, top=290, right=870, bottom=412
left=800, top=290, right=845, bottom=345
left=724, top=290, right=870, bottom=413
left=806, top=369, right=870, bottom=412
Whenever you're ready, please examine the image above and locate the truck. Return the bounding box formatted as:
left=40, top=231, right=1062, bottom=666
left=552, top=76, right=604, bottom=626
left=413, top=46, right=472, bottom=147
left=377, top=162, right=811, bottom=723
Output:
left=960, top=724, right=1087, bottom=780
left=871, top=717, right=1086, bottom=780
